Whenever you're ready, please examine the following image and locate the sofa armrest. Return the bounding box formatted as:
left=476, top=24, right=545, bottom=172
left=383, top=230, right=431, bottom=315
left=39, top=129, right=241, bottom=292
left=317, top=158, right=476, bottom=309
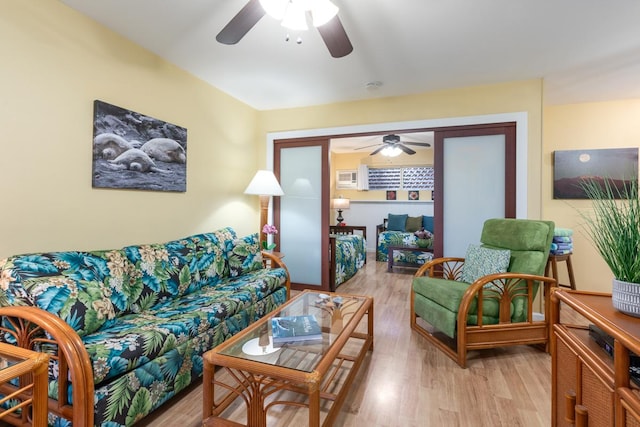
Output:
left=375, top=223, right=385, bottom=250
left=262, top=251, right=291, bottom=300
left=0, top=306, right=94, bottom=427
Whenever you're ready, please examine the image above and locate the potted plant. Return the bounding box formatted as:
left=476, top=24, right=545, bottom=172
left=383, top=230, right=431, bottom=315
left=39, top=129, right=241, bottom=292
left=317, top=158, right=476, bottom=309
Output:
left=414, top=227, right=433, bottom=249
left=580, top=177, right=640, bottom=316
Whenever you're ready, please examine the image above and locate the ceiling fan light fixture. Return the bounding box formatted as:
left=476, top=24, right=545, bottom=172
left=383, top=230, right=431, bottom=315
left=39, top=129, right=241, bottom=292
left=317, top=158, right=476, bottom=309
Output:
left=259, top=0, right=288, bottom=20
left=281, top=2, right=308, bottom=31
left=310, top=0, right=339, bottom=27
left=381, top=146, right=403, bottom=157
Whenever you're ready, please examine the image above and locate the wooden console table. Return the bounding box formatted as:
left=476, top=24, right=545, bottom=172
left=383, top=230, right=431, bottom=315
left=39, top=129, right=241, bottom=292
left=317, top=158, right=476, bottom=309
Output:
left=550, top=289, right=640, bottom=426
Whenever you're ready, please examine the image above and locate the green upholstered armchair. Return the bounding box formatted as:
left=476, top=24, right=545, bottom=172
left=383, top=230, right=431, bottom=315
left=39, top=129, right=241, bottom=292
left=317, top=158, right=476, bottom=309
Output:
left=410, top=218, right=557, bottom=368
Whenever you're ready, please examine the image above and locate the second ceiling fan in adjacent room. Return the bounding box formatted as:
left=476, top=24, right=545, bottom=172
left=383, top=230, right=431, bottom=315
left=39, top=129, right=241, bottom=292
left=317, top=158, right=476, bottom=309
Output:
left=357, top=134, right=432, bottom=157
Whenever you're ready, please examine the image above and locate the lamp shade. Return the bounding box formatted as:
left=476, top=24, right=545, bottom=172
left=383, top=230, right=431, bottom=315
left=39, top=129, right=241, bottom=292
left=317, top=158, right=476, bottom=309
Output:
left=331, top=198, right=350, bottom=210
left=244, top=170, right=284, bottom=196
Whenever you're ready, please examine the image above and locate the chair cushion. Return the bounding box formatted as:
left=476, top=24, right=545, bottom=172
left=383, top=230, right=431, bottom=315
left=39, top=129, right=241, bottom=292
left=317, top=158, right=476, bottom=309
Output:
left=405, top=216, right=423, bottom=232
left=460, top=244, right=511, bottom=284
left=387, top=214, right=408, bottom=231
left=481, top=219, right=551, bottom=252
left=413, top=276, right=471, bottom=312
left=412, top=276, right=502, bottom=337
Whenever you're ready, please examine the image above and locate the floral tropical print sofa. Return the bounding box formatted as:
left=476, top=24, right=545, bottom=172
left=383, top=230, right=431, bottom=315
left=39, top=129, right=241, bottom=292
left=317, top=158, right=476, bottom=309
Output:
left=0, top=227, right=290, bottom=427
left=329, top=226, right=367, bottom=291
left=376, top=214, right=434, bottom=265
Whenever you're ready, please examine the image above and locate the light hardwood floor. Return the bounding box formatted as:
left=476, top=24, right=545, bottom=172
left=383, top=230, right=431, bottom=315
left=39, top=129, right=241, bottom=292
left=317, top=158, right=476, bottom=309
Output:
left=138, top=253, right=551, bottom=426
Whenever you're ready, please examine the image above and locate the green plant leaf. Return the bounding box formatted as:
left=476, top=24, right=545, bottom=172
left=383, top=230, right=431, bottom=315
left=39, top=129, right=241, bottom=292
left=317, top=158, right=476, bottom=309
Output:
left=579, top=177, right=640, bottom=283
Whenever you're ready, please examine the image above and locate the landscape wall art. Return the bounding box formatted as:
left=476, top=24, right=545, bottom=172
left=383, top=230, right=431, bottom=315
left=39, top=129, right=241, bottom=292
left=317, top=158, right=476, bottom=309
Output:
left=553, top=148, right=638, bottom=199
left=92, top=100, right=187, bottom=192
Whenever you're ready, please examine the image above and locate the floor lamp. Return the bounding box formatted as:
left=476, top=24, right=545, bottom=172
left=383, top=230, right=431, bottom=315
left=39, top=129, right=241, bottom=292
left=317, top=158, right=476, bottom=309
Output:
left=244, top=170, right=284, bottom=247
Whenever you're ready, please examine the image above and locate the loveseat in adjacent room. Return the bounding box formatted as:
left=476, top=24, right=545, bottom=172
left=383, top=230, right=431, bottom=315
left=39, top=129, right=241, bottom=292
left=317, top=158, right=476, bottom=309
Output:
left=376, top=214, right=434, bottom=265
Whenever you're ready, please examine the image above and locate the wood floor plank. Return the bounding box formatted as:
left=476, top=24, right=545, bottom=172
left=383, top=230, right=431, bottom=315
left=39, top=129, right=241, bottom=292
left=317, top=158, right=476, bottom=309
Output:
left=138, top=253, right=551, bottom=426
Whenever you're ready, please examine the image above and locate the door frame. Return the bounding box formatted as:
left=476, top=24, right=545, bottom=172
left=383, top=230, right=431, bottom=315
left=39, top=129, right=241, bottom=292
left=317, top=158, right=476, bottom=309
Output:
left=263, top=113, right=529, bottom=290
left=273, top=137, right=331, bottom=291
left=433, top=122, right=517, bottom=258
left=264, top=113, right=528, bottom=217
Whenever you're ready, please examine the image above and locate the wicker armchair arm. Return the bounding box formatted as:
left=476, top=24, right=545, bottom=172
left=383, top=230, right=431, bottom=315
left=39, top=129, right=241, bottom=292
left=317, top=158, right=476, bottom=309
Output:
left=414, top=257, right=465, bottom=280
left=457, top=272, right=557, bottom=326
left=261, top=251, right=291, bottom=300
left=0, top=305, right=94, bottom=426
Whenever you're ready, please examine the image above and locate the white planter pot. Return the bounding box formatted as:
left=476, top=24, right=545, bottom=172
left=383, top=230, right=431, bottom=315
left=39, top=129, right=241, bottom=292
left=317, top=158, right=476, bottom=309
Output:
left=612, top=278, right=640, bottom=317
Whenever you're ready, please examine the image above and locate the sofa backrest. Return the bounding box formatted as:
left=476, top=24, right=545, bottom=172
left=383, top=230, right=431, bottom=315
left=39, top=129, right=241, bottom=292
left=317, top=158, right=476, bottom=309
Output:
left=122, top=227, right=236, bottom=313
left=0, top=227, right=240, bottom=336
left=0, top=249, right=133, bottom=337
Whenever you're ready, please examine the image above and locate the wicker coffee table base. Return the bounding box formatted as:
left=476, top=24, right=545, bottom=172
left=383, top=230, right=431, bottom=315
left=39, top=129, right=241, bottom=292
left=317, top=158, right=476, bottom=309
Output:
left=203, top=291, right=373, bottom=427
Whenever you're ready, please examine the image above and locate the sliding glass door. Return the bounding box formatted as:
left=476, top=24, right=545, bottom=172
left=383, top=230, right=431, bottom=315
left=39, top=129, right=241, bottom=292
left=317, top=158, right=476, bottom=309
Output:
left=274, top=139, right=330, bottom=290
left=434, top=123, right=516, bottom=257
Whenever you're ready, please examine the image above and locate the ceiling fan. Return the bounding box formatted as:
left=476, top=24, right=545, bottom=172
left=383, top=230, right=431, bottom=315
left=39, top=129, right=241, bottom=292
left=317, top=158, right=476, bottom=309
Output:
left=216, top=0, right=353, bottom=58
left=356, top=134, right=432, bottom=156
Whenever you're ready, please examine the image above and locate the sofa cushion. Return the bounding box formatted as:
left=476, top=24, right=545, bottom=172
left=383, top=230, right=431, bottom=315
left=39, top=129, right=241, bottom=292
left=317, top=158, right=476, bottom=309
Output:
left=0, top=250, right=132, bottom=336
left=405, top=216, right=423, bottom=232
left=226, top=233, right=263, bottom=277
left=88, top=284, right=289, bottom=427
left=123, top=228, right=235, bottom=313
left=422, top=215, right=434, bottom=233
left=387, top=214, right=408, bottom=231
left=460, top=244, right=511, bottom=284
left=85, top=265, right=288, bottom=385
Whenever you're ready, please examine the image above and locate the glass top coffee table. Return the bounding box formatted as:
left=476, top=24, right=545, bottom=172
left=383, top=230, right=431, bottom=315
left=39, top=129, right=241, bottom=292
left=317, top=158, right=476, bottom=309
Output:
left=202, top=289, right=374, bottom=427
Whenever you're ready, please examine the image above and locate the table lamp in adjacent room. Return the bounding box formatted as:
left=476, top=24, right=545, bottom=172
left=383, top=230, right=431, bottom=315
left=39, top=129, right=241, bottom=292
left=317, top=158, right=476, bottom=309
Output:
left=244, top=170, right=284, bottom=247
left=331, top=197, right=350, bottom=226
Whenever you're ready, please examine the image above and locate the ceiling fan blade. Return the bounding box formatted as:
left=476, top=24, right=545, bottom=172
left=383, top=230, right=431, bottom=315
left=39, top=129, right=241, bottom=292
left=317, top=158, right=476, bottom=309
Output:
left=403, top=141, right=432, bottom=147
left=354, top=143, right=383, bottom=150
left=370, top=146, right=386, bottom=156
left=398, top=144, right=416, bottom=155
left=317, top=15, right=353, bottom=58
left=216, top=0, right=266, bottom=45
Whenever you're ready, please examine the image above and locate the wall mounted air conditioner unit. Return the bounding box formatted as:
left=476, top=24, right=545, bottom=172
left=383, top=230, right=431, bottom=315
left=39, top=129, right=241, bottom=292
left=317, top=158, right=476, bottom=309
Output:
left=336, top=170, right=357, bottom=189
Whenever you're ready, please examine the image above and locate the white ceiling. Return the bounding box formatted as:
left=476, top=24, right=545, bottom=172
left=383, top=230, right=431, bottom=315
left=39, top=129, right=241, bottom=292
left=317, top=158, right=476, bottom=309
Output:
left=59, top=0, right=640, bottom=111
left=330, top=132, right=433, bottom=154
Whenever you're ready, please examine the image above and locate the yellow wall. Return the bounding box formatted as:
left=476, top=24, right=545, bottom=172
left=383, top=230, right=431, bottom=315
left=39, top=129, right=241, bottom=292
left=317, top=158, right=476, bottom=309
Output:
left=0, top=1, right=260, bottom=256
left=258, top=79, right=545, bottom=218
left=543, top=99, right=640, bottom=292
